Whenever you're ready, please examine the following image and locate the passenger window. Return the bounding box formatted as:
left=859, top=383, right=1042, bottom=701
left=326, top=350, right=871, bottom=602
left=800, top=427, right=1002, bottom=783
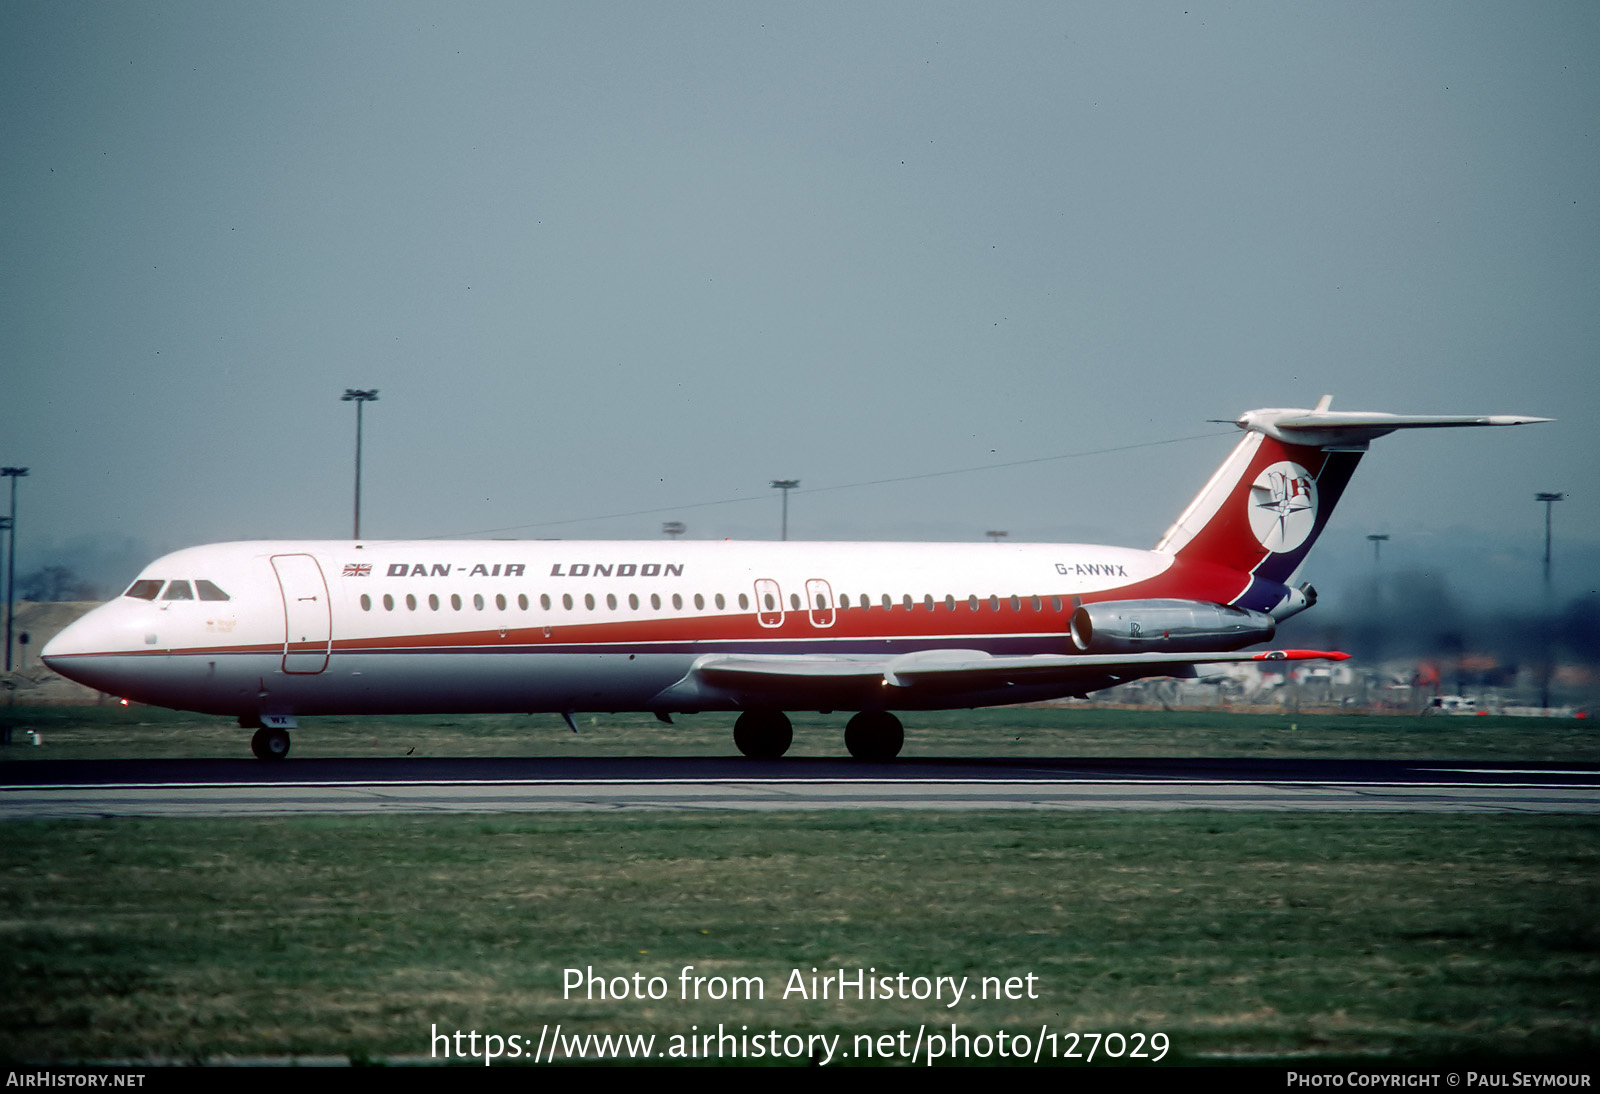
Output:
left=162, top=581, right=194, bottom=601
left=714, top=593, right=725, bottom=610
left=968, top=595, right=979, bottom=611
left=606, top=593, right=618, bottom=610
left=383, top=594, right=395, bottom=611
left=125, top=579, right=165, bottom=600
left=738, top=593, right=749, bottom=610
left=1010, top=595, right=1021, bottom=612
left=562, top=594, right=573, bottom=610
left=881, top=594, right=892, bottom=610
left=902, top=594, right=913, bottom=610
left=360, top=594, right=372, bottom=611
left=196, top=580, right=230, bottom=601
left=651, top=593, right=662, bottom=610
left=518, top=594, right=529, bottom=610
left=945, top=595, right=956, bottom=611
left=924, top=594, right=934, bottom=611
left=1052, top=596, right=1062, bottom=612
left=541, top=594, right=552, bottom=610
left=1031, top=596, right=1042, bottom=612
left=451, top=594, right=463, bottom=611
left=694, top=594, right=705, bottom=610
left=790, top=593, right=801, bottom=610
left=672, top=594, right=683, bottom=610
left=496, top=594, right=507, bottom=611
left=429, top=594, right=440, bottom=611
left=406, top=594, right=417, bottom=611
left=989, top=595, right=1000, bottom=612
left=474, top=594, right=485, bottom=610
left=840, top=594, right=851, bottom=609
left=584, top=594, right=595, bottom=610
left=628, top=593, right=639, bottom=610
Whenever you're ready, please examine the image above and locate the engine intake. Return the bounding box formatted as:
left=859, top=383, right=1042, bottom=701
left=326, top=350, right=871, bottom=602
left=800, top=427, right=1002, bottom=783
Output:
left=1070, top=599, right=1275, bottom=654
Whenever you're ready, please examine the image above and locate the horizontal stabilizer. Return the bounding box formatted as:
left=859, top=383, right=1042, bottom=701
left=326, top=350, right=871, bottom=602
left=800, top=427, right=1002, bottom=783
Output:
left=1237, top=404, right=1550, bottom=447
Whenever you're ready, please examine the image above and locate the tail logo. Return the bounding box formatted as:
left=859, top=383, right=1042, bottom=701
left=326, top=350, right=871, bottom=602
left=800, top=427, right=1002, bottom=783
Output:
left=1247, top=461, right=1317, bottom=553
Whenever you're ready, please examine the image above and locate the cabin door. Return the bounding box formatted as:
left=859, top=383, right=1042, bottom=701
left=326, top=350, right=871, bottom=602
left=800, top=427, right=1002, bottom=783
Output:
left=271, top=554, right=331, bottom=674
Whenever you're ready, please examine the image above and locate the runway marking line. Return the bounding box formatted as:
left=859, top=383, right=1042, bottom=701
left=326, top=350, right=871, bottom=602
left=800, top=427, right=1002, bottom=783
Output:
left=5, top=777, right=1598, bottom=792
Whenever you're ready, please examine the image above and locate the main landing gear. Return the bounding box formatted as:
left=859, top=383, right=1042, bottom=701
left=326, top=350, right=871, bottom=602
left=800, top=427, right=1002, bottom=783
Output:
left=730, top=709, right=906, bottom=761
left=733, top=709, right=793, bottom=760
left=845, top=711, right=904, bottom=762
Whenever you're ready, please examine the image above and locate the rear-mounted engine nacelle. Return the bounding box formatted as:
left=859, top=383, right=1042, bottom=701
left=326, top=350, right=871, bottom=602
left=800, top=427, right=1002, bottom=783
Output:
left=1070, top=599, right=1276, bottom=654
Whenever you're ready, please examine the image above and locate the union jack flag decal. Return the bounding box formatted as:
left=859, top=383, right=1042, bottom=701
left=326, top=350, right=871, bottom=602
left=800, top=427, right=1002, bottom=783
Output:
left=343, top=563, right=372, bottom=577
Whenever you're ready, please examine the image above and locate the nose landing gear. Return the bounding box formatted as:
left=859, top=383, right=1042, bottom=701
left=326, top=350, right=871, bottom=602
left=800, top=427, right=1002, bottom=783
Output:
left=240, top=713, right=293, bottom=761
left=250, top=726, right=291, bottom=761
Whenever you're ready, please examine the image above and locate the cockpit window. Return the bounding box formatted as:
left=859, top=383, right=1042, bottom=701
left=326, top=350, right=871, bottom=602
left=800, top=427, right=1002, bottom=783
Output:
left=125, top=579, right=164, bottom=600
left=195, top=579, right=230, bottom=601
left=161, top=580, right=194, bottom=600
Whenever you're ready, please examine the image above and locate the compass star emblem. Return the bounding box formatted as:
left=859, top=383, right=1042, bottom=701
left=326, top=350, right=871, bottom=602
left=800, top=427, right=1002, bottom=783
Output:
left=1246, top=461, right=1318, bottom=553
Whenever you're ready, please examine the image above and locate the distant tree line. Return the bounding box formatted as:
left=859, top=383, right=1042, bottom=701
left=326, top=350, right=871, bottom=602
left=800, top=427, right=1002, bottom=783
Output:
left=17, top=565, right=100, bottom=602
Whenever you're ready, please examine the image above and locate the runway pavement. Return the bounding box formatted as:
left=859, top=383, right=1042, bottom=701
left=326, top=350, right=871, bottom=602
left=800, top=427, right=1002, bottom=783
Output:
left=3, top=756, right=1597, bottom=818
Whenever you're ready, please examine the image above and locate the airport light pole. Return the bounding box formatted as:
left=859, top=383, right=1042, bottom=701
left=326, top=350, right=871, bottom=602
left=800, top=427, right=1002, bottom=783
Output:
left=1536, top=492, right=1564, bottom=709
left=342, top=390, right=379, bottom=539
left=2, top=467, right=27, bottom=673
left=662, top=522, right=685, bottom=539
left=1536, top=493, right=1563, bottom=592
left=769, top=480, right=799, bottom=541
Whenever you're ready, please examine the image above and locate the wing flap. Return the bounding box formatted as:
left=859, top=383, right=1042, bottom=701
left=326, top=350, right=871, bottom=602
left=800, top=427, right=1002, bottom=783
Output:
left=881, top=648, right=1347, bottom=688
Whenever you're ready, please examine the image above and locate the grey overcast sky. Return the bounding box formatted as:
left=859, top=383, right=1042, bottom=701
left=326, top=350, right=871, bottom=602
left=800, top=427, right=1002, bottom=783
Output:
left=2, top=2, right=1596, bottom=588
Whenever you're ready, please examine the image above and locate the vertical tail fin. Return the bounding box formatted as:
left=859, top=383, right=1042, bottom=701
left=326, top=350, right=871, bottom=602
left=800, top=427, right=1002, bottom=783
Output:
left=1156, top=398, right=1548, bottom=607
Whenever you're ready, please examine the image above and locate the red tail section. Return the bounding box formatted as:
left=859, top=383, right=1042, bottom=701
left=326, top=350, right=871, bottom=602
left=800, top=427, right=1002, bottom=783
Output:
left=1155, top=430, right=1362, bottom=587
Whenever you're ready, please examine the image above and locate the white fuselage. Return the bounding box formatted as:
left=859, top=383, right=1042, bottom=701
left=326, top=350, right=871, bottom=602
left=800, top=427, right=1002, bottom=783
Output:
left=43, top=538, right=1186, bottom=719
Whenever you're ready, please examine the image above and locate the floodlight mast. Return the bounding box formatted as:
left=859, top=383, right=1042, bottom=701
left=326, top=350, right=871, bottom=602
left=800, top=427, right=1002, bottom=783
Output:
left=1536, top=493, right=1564, bottom=592
left=2, top=467, right=27, bottom=672
left=1366, top=533, right=1390, bottom=567
left=341, top=390, right=379, bottom=539
left=769, top=480, right=799, bottom=541
left=1536, top=492, right=1564, bottom=709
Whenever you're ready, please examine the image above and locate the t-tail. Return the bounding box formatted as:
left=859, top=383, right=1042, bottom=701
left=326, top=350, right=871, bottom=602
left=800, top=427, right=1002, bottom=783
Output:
left=1154, top=396, right=1549, bottom=620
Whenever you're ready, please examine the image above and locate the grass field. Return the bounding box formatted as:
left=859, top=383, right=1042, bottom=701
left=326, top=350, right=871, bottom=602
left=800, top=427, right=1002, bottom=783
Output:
left=2, top=703, right=1597, bottom=762
left=2, top=811, right=1596, bottom=1065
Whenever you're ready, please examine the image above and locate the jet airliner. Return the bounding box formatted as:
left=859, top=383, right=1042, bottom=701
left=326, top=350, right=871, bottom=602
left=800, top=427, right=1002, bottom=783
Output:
left=41, top=399, right=1547, bottom=761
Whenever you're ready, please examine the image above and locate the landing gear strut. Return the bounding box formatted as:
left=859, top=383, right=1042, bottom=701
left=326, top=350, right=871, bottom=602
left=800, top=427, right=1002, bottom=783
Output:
left=250, top=726, right=291, bottom=761
left=845, top=711, right=904, bottom=761
left=733, top=709, right=793, bottom=759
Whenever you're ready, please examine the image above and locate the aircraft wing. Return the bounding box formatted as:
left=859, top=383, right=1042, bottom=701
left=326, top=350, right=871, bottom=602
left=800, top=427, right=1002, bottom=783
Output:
left=656, top=647, right=1347, bottom=708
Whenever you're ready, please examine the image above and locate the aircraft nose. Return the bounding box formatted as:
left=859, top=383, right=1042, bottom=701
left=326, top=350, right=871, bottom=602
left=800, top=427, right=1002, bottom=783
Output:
left=40, top=606, right=136, bottom=691
left=41, top=613, right=106, bottom=662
